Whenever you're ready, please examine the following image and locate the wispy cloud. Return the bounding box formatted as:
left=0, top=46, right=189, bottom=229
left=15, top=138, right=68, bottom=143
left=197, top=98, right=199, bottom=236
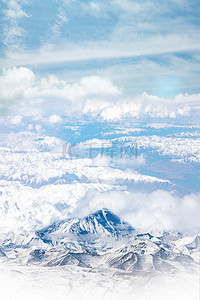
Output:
left=51, top=2, right=69, bottom=37
left=2, top=0, right=29, bottom=53
left=0, top=0, right=199, bottom=97
left=1, top=30, right=200, bottom=68
left=1, top=0, right=200, bottom=64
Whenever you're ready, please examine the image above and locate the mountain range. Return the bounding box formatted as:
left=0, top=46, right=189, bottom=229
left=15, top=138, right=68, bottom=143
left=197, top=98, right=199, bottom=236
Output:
left=0, top=208, right=199, bottom=273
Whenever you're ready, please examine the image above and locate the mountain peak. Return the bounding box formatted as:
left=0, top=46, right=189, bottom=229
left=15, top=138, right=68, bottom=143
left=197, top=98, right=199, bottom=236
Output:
left=37, top=209, right=135, bottom=242
left=74, top=208, right=134, bottom=236
left=91, top=207, right=119, bottom=220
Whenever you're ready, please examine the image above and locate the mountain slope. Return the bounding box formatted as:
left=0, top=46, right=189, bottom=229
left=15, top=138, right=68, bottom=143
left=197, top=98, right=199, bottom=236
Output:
left=0, top=209, right=198, bottom=273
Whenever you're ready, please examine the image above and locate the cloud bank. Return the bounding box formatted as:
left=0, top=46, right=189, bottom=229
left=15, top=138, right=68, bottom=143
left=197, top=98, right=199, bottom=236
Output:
left=74, top=189, right=200, bottom=234
left=1, top=67, right=200, bottom=122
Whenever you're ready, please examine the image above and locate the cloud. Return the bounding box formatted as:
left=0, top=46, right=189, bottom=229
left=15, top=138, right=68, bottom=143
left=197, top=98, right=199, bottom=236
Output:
left=3, top=30, right=200, bottom=68
left=92, top=92, right=200, bottom=121
left=74, top=189, right=200, bottom=233
left=2, top=0, right=29, bottom=53
left=1, top=66, right=200, bottom=122
left=0, top=0, right=199, bottom=99
left=8, top=114, right=22, bottom=125
left=1, top=0, right=200, bottom=66
left=4, top=0, right=28, bottom=19
left=111, top=0, right=154, bottom=15
left=51, top=11, right=68, bottom=35
left=48, top=114, right=63, bottom=124
left=92, top=154, right=111, bottom=167
left=0, top=67, right=123, bottom=119
left=92, top=154, right=145, bottom=169
left=67, top=76, right=122, bottom=115
left=0, top=67, right=35, bottom=114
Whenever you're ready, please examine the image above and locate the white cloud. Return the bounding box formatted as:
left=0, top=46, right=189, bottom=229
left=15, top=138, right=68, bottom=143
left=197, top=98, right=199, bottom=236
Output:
left=112, top=154, right=145, bottom=169
left=74, top=189, right=200, bottom=233
left=92, top=154, right=111, bottom=167
left=48, top=114, right=63, bottom=124
left=80, top=1, right=103, bottom=17
left=51, top=3, right=69, bottom=37
left=92, top=154, right=145, bottom=169
left=0, top=67, right=35, bottom=112
left=178, top=105, right=190, bottom=116
left=98, top=92, right=200, bottom=121
left=1, top=0, right=199, bottom=105
left=2, top=0, right=29, bottom=53
left=3, top=29, right=200, bottom=68
left=4, top=0, right=28, bottom=19
left=8, top=114, right=22, bottom=125
left=1, top=66, right=200, bottom=121
left=35, top=124, right=42, bottom=131
left=111, top=0, right=154, bottom=15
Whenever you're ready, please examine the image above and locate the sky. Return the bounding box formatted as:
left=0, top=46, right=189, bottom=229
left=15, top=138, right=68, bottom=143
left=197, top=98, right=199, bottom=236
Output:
left=0, top=0, right=200, bottom=99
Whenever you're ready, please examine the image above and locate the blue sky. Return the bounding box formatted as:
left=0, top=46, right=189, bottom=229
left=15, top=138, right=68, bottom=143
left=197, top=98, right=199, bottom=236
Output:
left=0, top=0, right=200, bottom=97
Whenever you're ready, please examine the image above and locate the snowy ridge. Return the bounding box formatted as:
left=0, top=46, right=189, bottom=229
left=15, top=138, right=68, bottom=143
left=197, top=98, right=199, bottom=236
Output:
left=36, top=208, right=134, bottom=239
left=0, top=209, right=198, bottom=273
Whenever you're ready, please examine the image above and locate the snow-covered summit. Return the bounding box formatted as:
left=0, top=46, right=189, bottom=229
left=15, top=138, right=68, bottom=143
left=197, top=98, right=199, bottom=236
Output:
left=35, top=208, right=134, bottom=247
left=70, top=208, right=134, bottom=236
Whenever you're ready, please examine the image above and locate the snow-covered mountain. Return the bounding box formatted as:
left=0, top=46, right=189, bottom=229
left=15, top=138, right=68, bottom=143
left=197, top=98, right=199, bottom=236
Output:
left=36, top=208, right=134, bottom=239
left=0, top=209, right=198, bottom=273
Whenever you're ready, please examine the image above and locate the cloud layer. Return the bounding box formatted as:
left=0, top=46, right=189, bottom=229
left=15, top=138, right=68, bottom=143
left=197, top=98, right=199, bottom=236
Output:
left=74, top=189, right=200, bottom=234
left=1, top=66, right=200, bottom=122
